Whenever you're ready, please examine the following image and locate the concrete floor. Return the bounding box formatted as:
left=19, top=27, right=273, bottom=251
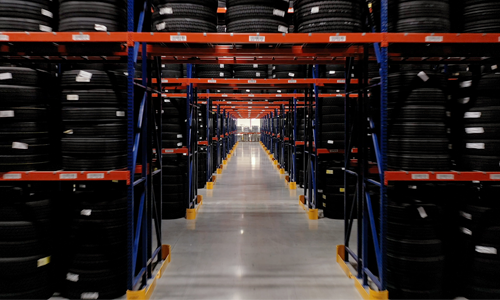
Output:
left=152, top=142, right=361, bottom=300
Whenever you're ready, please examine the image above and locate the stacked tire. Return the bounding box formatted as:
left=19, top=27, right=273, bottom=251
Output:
left=294, top=0, right=364, bottom=33
left=463, top=0, right=500, bottom=33
left=198, top=146, right=208, bottom=188
left=226, top=0, right=290, bottom=33
left=61, top=66, right=127, bottom=171
left=272, top=65, right=307, bottom=79
left=0, top=66, right=51, bottom=171
left=60, top=183, right=127, bottom=299
left=0, top=185, right=55, bottom=299
left=162, top=97, right=186, bottom=149
left=0, top=0, right=55, bottom=32
left=318, top=97, right=345, bottom=149
left=233, top=64, right=268, bottom=79
left=153, top=0, right=218, bottom=32
left=197, top=105, right=208, bottom=142
left=458, top=184, right=500, bottom=299
left=162, top=155, right=187, bottom=219
left=388, top=0, right=450, bottom=33
left=59, top=0, right=127, bottom=32
left=387, top=184, right=448, bottom=299
left=195, top=64, right=233, bottom=79
left=461, top=71, right=500, bottom=171
left=387, top=65, right=451, bottom=171
left=160, top=64, right=183, bottom=78
left=317, top=163, right=353, bottom=219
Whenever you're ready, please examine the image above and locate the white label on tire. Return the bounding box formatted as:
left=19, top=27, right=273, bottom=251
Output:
left=329, top=71, right=336, bottom=74
left=256, top=72, right=261, bottom=77
left=311, top=6, right=320, bottom=13
left=94, top=24, right=107, bottom=32
left=41, top=9, right=53, bottom=18
left=476, top=246, right=497, bottom=255
left=220, top=64, right=224, bottom=68
left=219, top=72, right=224, bottom=77
left=411, top=174, right=429, bottom=180
left=3, top=174, right=21, bottom=179
left=87, top=173, right=104, bottom=179
left=0, top=35, right=9, bottom=41
left=81, top=293, right=99, bottom=299
left=464, top=112, right=481, bottom=118
left=460, top=211, right=472, bottom=220
left=66, top=273, right=79, bottom=282
left=460, top=80, right=472, bottom=88
left=465, top=127, right=484, bottom=134
left=466, top=143, right=485, bottom=149
left=417, top=71, right=429, bottom=82
left=492, top=65, right=498, bottom=70
left=81, top=209, right=92, bottom=216
left=417, top=207, right=428, bottom=218
left=116, top=111, right=125, bottom=117
left=177, top=134, right=183, bottom=138
left=326, top=170, right=334, bottom=174
left=253, top=64, right=258, bottom=68
left=327, top=140, right=334, bottom=144
left=39, top=25, right=52, bottom=32
left=177, top=142, right=182, bottom=147
left=0, top=73, right=12, bottom=80
left=12, top=142, right=28, bottom=150
left=461, top=227, right=472, bottom=235
left=67, top=94, right=79, bottom=101
left=156, top=22, right=166, bottom=31
left=288, top=73, right=295, bottom=77
left=249, top=36, right=265, bottom=42
left=37, top=256, right=50, bottom=267
left=0, top=110, right=14, bottom=118
left=273, top=9, right=285, bottom=17
left=60, top=173, right=77, bottom=179
left=159, top=7, right=173, bottom=15
left=278, top=25, right=288, bottom=33
left=76, top=70, right=92, bottom=82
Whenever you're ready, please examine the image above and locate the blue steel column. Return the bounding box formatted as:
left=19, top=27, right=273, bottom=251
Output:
left=206, top=95, right=211, bottom=182
left=380, top=0, right=389, bottom=290
left=292, top=95, right=297, bottom=183
left=126, top=0, right=134, bottom=289
left=313, top=66, right=320, bottom=210
left=187, top=64, right=194, bottom=209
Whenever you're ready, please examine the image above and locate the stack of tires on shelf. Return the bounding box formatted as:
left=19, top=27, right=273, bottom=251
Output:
left=0, top=65, right=52, bottom=171
left=272, top=65, right=306, bottom=79
left=152, top=0, right=218, bottom=32
left=61, top=65, right=128, bottom=171
left=386, top=65, right=450, bottom=171
left=233, top=64, right=268, bottom=79
left=196, top=64, right=233, bottom=79
left=225, top=0, right=290, bottom=33
left=198, top=104, right=208, bottom=188
left=318, top=94, right=345, bottom=150
left=0, top=184, right=55, bottom=299
left=58, top=0, right=127, bottom=32
left=162, top=97, right=187, bottom=219
left=0, top=0, right=55, bottom=32
left=59, top=182, right=127, bottom=299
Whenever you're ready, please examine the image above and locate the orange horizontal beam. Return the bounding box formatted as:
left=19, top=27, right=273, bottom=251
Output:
left=385, top=171, right=500, bottom=185
left=156, top=78, right=356, bottom=85
left=0, top=32, right=129, bottom=42
left=385, top=33, right=500, bottom=44
left=0, top=171, right=130, bottom=184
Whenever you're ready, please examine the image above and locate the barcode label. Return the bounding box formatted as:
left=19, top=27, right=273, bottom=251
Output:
left=72, top=34, right=90, bottom=41
left=425, top=36, right=443, bottom=42
left=164, top=150, right=174, bottom=153
left=249, top=36, right=265, bottom=42
left=67, top=95, right=79, bottom=101
left=3, top=174, right=21, bottom=179
left=330, top=36, right=347, bottom=42
left=208, top=80, right=217, bottom=83
left=87, top=173, right=104, bottom=179
left=411, top=174, right=429, bottom=180
left=60, top=174, right=77, bottom=179
left=490, top=174, right=500, bottom=180
left=170, top=35, right=187, bottom=42
left=37, top=256, right=50, bottom=267
left=288, top=80, right=296, bottom=83
left=437, top=174, right=454, bottom=180
left=248, top=80, right=256, bottom=83
left=0, top=35, right=9, bottom=41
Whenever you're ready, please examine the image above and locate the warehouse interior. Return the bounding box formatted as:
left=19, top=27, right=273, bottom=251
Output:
left=1, top=0, right=500, bottom=299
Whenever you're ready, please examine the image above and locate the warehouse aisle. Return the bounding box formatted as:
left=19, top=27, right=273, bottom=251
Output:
left=152, top=142, right=361, bottom=300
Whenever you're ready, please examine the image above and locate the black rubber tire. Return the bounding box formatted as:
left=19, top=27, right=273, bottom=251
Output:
left=153, top=18, right=217, bottom=32
left=61, top=138, right=127, bottom=155
left=162, top=202, right=186, bottom=219
left=388, top=138, right=450, bottom=154
left=59, top=2, right=126, bottom=22
left=463, top=107, right=500, bottom=124
left=297, top=17, right=363, bottom=33
left=0, top=154, right=49, bottom=171
left=0, top=137, right=50, bottom=155
left=396, top=18, right=450, bottom=33
left=59, top=17, right=127, bottom=32
left=0, top=67, right=46, bottom=87
left=62, top=107, right=126, bottom=122
left=227, top=0, right=290, bottom=10
left=0, top=86, right=44, bottom=106
left=389, top=122, right=448, bottom=138
left=234, top=70, right=269, bottom=78
left=62, top=155, right=127, bottom=171
left=272, top=71, right=307, bottom=78
left=61, top=70, right=112, bottom=88
left=295, top=1, right=361, bottom=24
left=388, top=105, right=446, bottom=122
left=233, top=64, right=268, bottom=72
left=153, top=3, right=217, bottom=23
left=226, top=5, right=287, bottom=24
left=0, top=106, right=47, bottom=122
left=0, top=17, right=53, bottom=32
left=388, top=153, right=451, bottom=171
left=62, top=123, right=126, bottom=137
left=61, top=89, right=125, bottom=105
left=156, top=0, right=218, bottom=9
left=227, top=18, right=289, bottom=33
left=196, top=71, right=233, bottom=78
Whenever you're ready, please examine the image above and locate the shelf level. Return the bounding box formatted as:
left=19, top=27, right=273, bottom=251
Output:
left=385, top=171, right=500, bottom=185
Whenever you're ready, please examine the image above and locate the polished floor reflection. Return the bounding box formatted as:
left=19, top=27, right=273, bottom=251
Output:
left=152, top=142, right=361, bottom=300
